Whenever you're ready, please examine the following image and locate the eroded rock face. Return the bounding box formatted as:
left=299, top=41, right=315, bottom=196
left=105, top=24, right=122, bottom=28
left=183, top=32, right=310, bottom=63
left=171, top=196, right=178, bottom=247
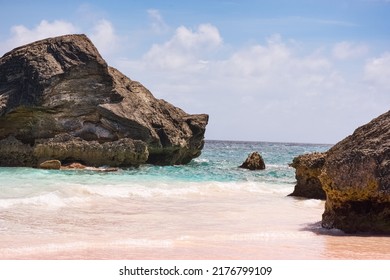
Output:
left=34, top=134, right=148, bottom=167
left=289, top=152, right=326, bottom=200
left=0, top=34, right=208, bottom=167
left=239, top=151, right=265, bottom=170
left=320, top=110, right=390, bottom=233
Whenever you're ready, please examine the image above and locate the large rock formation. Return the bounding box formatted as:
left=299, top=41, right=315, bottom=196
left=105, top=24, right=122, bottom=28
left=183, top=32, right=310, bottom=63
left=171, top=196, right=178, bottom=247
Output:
left=320, top=111, right=390, bottom=233
left=289, top=152, right=326, bottom=199
left=0, top=34, right=208, bottom=167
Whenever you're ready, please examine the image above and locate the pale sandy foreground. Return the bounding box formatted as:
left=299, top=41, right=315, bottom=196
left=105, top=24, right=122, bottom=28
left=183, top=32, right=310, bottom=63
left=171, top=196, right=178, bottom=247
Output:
left=1, top=180, right=389, bottom=260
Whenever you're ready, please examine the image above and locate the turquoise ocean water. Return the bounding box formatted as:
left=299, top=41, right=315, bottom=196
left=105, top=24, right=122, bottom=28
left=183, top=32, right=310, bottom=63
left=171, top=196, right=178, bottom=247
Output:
left=1, top=140, right=389, bottom=259
left=0, top=141, right=329, bottom=206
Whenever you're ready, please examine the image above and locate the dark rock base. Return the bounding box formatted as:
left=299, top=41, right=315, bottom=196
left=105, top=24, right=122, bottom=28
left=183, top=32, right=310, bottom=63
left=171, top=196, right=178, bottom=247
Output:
left=322, top=200, right=390, bottom=234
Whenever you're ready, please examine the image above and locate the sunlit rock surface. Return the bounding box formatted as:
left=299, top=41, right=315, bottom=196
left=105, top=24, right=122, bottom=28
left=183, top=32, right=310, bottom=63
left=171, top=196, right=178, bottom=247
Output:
left=0, top=34, right=208, bottom=167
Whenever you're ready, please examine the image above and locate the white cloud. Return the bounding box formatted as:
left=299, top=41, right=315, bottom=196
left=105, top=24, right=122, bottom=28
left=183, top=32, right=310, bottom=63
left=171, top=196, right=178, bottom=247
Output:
left=117, top=25, right=390, bottom=143
left=214, top=34, right=338, bottom=98
left=147, top=9, right=169, bottom=34
left=1, top=20, right=78, bottom=54
left=142, top=23, right=222, bottom=70
left=89, top=19, right=119, bottom=57
left=364, top=52, right=390, bottom=89
left=174, top=24, right=222, bottom=50
left=332, top=41, right=368, bottom=60
left=223, top=35, right=291, bottom=77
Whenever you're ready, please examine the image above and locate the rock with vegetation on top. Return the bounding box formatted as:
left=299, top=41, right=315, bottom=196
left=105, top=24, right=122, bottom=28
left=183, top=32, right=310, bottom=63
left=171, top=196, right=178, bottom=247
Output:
left=320, top=110, right=390, bottom=233
left=0, top=34, right=208, bottom=167
left=288, top=152, right=326, bottom=200
left=239, top=151, right=266, bottom=170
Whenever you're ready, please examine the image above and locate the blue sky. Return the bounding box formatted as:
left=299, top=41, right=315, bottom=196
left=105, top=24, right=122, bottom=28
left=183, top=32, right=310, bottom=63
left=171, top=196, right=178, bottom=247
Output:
left=1, top=0, right=390, bottom=143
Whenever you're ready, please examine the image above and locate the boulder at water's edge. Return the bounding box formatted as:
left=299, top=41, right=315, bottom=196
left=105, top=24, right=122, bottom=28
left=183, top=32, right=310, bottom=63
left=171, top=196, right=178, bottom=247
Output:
left=320, top=110, right=390, bottom=233
left=0, top=34, right=208, bottom=167
left=289, top=152, right=326, bottom=200
left=39, top=159, right=61, bottom=170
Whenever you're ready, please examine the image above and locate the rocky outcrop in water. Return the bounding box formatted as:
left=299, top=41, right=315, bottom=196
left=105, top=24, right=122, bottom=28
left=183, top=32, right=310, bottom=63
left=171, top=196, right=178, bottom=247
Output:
left=39, top=159, right=61, bottom=170
left=239, top=151, right=265, bottom=170
left=0, top=34, right=208, bottom=167
left=289, top=152, right=326, bottom=199
left=320, top=110, right=390, bottom=233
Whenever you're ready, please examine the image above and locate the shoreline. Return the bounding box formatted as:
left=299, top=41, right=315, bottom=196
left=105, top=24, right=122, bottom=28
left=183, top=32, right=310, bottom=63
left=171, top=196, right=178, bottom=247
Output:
left=1, top=141, right=388, bottom=260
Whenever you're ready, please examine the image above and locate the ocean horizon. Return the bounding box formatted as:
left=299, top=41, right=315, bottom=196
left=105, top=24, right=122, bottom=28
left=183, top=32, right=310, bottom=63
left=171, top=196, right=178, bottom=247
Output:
left=1, top=140, right=389, bottom=259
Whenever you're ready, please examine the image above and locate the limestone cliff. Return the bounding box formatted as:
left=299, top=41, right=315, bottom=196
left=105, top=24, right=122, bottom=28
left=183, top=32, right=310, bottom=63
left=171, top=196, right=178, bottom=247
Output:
left=0, top=34, right=208, bottom=167
left=320, top=111, right=390, bottom=233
